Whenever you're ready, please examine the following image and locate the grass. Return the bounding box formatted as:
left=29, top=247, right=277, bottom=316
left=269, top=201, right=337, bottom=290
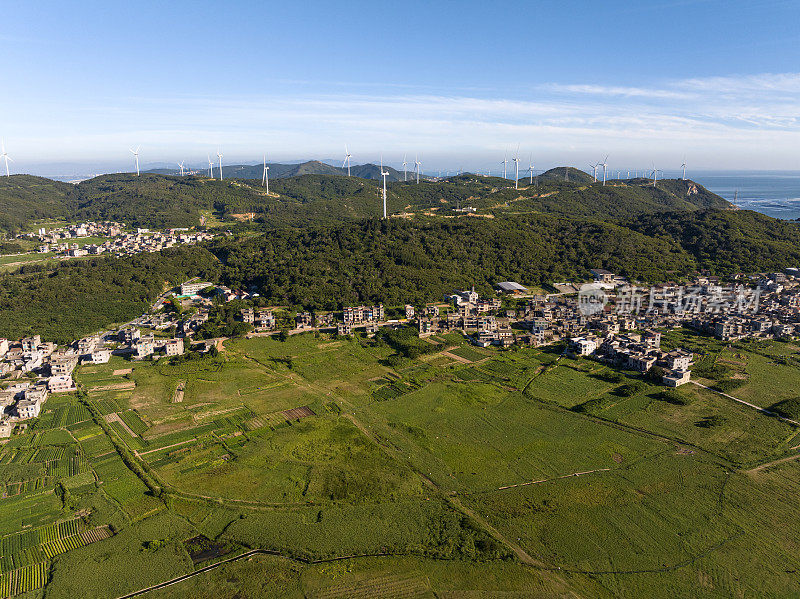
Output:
left=2, top=330, right=800, bottom=597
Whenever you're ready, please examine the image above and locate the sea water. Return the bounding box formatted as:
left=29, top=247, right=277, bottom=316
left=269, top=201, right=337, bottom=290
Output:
left=690, top=171, right=800, bottom=220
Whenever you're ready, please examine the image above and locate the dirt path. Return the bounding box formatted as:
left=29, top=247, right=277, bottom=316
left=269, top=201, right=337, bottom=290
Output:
left=690, top=381, right=800, bottom=426
left=745, top=452, right=800, bottom=474
left=136, top=438, right=195, bottom=457
left=341, top=413, right=547, bottom=569
left=105, top=413, right=139, bottom=438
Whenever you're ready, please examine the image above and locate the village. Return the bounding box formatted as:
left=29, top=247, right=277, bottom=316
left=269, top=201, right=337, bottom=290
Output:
left=16, top=221, right=214, bottom=258
left=1, top=267, right=800, bottom=438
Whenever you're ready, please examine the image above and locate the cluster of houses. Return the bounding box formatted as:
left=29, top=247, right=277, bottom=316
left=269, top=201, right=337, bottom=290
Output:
left=24, top=221, right=124, bottom=243
left=6, top=267, right=800, bottom=435
left=12, top=221, right=215, bottom=260
left=569, top=331, right=694, bottom=387
left=38, top=229, right=214, bottom=258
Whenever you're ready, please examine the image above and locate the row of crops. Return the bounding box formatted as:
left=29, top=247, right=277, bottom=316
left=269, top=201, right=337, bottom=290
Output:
left=36, top=405, right=92, bottom=429
left=0, top=518, right=85, bottom=572
left=0, top=561, right=47, bottom=597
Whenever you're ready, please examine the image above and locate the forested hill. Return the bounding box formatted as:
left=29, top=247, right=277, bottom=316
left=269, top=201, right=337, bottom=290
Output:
left=208, top=209, right=798, bottom=310
left=148, top=160, right=409, bottom=182
left=0, top=208, right=799, bottom=342
left=0, top=175, right=78, bottom=233
left=0, top=170, right=733, bottom=233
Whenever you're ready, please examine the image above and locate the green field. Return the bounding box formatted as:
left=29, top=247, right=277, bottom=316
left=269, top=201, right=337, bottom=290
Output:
left=1, top=330, right=800, bottom=597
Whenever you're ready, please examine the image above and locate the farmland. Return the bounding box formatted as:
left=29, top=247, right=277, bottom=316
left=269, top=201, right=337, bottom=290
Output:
left=2, top=329, right=800, bottom=597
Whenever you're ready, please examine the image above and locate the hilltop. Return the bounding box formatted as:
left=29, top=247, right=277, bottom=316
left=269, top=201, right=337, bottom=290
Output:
left=0, top=170, right=733, bottom=233
left=147, top=159, right=409, bottom=182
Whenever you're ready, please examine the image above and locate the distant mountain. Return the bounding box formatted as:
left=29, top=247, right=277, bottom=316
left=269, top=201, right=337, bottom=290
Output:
left=146, top=160, right=409, bottom=182
left=536, top=167, right=595, bottom=185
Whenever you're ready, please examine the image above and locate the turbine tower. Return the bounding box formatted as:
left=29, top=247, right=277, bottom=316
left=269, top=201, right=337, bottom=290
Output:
left=1, top=141, right=13, bottom=177
left=129, top=146, right=140, bottom=176
left=501, top=150, right=508, bottom=180
left=342, top=145, right=352, bottom=177
left=512, top=145, right=520, bottom=189
left=651, top=165, right=663, bottom=188
left=178, top=161, right=185, bottom=176
left=528, top=155, right=534, bottom=184
left=415, top=155, right=421, bottom=184
left=681, top=158, right=687, bottom=180
left=402, top=154, right=408, bottom=182
left=590, top=162, right=599, bottom=182
left=602, top=155, right=609, bottom=186
left=217, top=149, right=223, bottom=181
left=262, top=155, right=270, bottom=193
left=207, top=155, right=214, bottom=178
left=380, top=157, right=389, bottom=219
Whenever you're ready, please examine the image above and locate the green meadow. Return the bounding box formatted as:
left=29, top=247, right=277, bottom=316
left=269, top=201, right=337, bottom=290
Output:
left=2, top=329, right=800, bottom=597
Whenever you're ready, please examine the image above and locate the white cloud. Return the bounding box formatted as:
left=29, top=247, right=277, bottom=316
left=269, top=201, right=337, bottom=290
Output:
left=7, top=71, right=800, bottom=171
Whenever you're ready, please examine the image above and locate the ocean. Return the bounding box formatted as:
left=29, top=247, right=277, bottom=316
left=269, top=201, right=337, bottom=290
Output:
left=690, top=171, right=800, bottom=220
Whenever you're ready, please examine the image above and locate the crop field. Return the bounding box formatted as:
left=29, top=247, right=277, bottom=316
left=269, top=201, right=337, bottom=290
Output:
left=4, top=330, right=800, bottom=597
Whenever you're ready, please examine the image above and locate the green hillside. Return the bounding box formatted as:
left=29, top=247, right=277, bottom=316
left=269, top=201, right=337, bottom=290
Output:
left=0, top=175, right=78, bottom=234
left=0, top=170, right=734, bottom=233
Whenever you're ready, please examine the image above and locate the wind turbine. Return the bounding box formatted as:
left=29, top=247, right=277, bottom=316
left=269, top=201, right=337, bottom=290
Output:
left=528, top=155, right=534, bottom=184
left=342, top=145, right=352, bottom=177
left=1, top=141, right=13, bottom=177
left=402, top=153, right=408, bottom=182
left=681, top=158, right=687, bottom=180
left=512, top=145, right=520, bottom=189
left=650, top=165, right=663, bottom=188
left=501, top=150, right=508, bottom=180
left=129, top=146, right=140, bottom=176
left=380, top=157, right=389, bottom=219
left=177, top=161, right=185, bottom=176
left=601, top=155, right=609, bottom=186
left=217, top=149, right=223, bottom=181
left=262, top=155, right=270, bottom=193
left=415, top=155, right=421, bottom=184
left=589, top=162, right=599, bottom=182
left=207, top=155, right=214, bottom=178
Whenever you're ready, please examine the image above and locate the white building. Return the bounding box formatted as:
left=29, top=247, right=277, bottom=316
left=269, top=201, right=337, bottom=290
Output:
left=569, top=337, right=597, bottom=356
left=134, top=338, right=155, bottom=359
left=180, top=281, right=212, bottom=296
left=48, top=375, right=75, bottom=393
left=164, top=338, right=184, bottom=356
left=17, top=400, right=41, bottom=420
left=86, top=349, right=111, bottom=364
left=51, top=354, right=79, bottom=375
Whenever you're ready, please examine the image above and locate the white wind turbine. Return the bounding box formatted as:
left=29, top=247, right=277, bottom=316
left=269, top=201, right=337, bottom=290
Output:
left=217, top=149, right=223, bottom=181
left=380, top=157, right=389, bottom=219
left=342, top=145, right=352, bottom=177
left=589, top=162, right=599, bottom=182
left=207, top=155, right=214, bottom=178
left=501, top=150, right=508, bottom=180
left=262, top=155, right=270, bottom=193
left=1, top=141, right=13, bottom=177
left=512, top=145, right=520, bottom=189
left=650, top=165, right=663, bottom=188
left=130, top=146, right=140, bottom=176
left=601, top=155, right=609, bottom=186
left=177, top=161, right=185, bottom=176
left=402, top=154, right=408, bottom=182
left=528, top=155, right=534, bottom=184
left=681, top=158, right=687, bottom=180
left=415, top=155, right=421, bottom=184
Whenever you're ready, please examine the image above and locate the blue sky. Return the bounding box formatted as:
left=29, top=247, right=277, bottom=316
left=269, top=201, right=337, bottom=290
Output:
left=3, top=0, right=800, bottom=174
